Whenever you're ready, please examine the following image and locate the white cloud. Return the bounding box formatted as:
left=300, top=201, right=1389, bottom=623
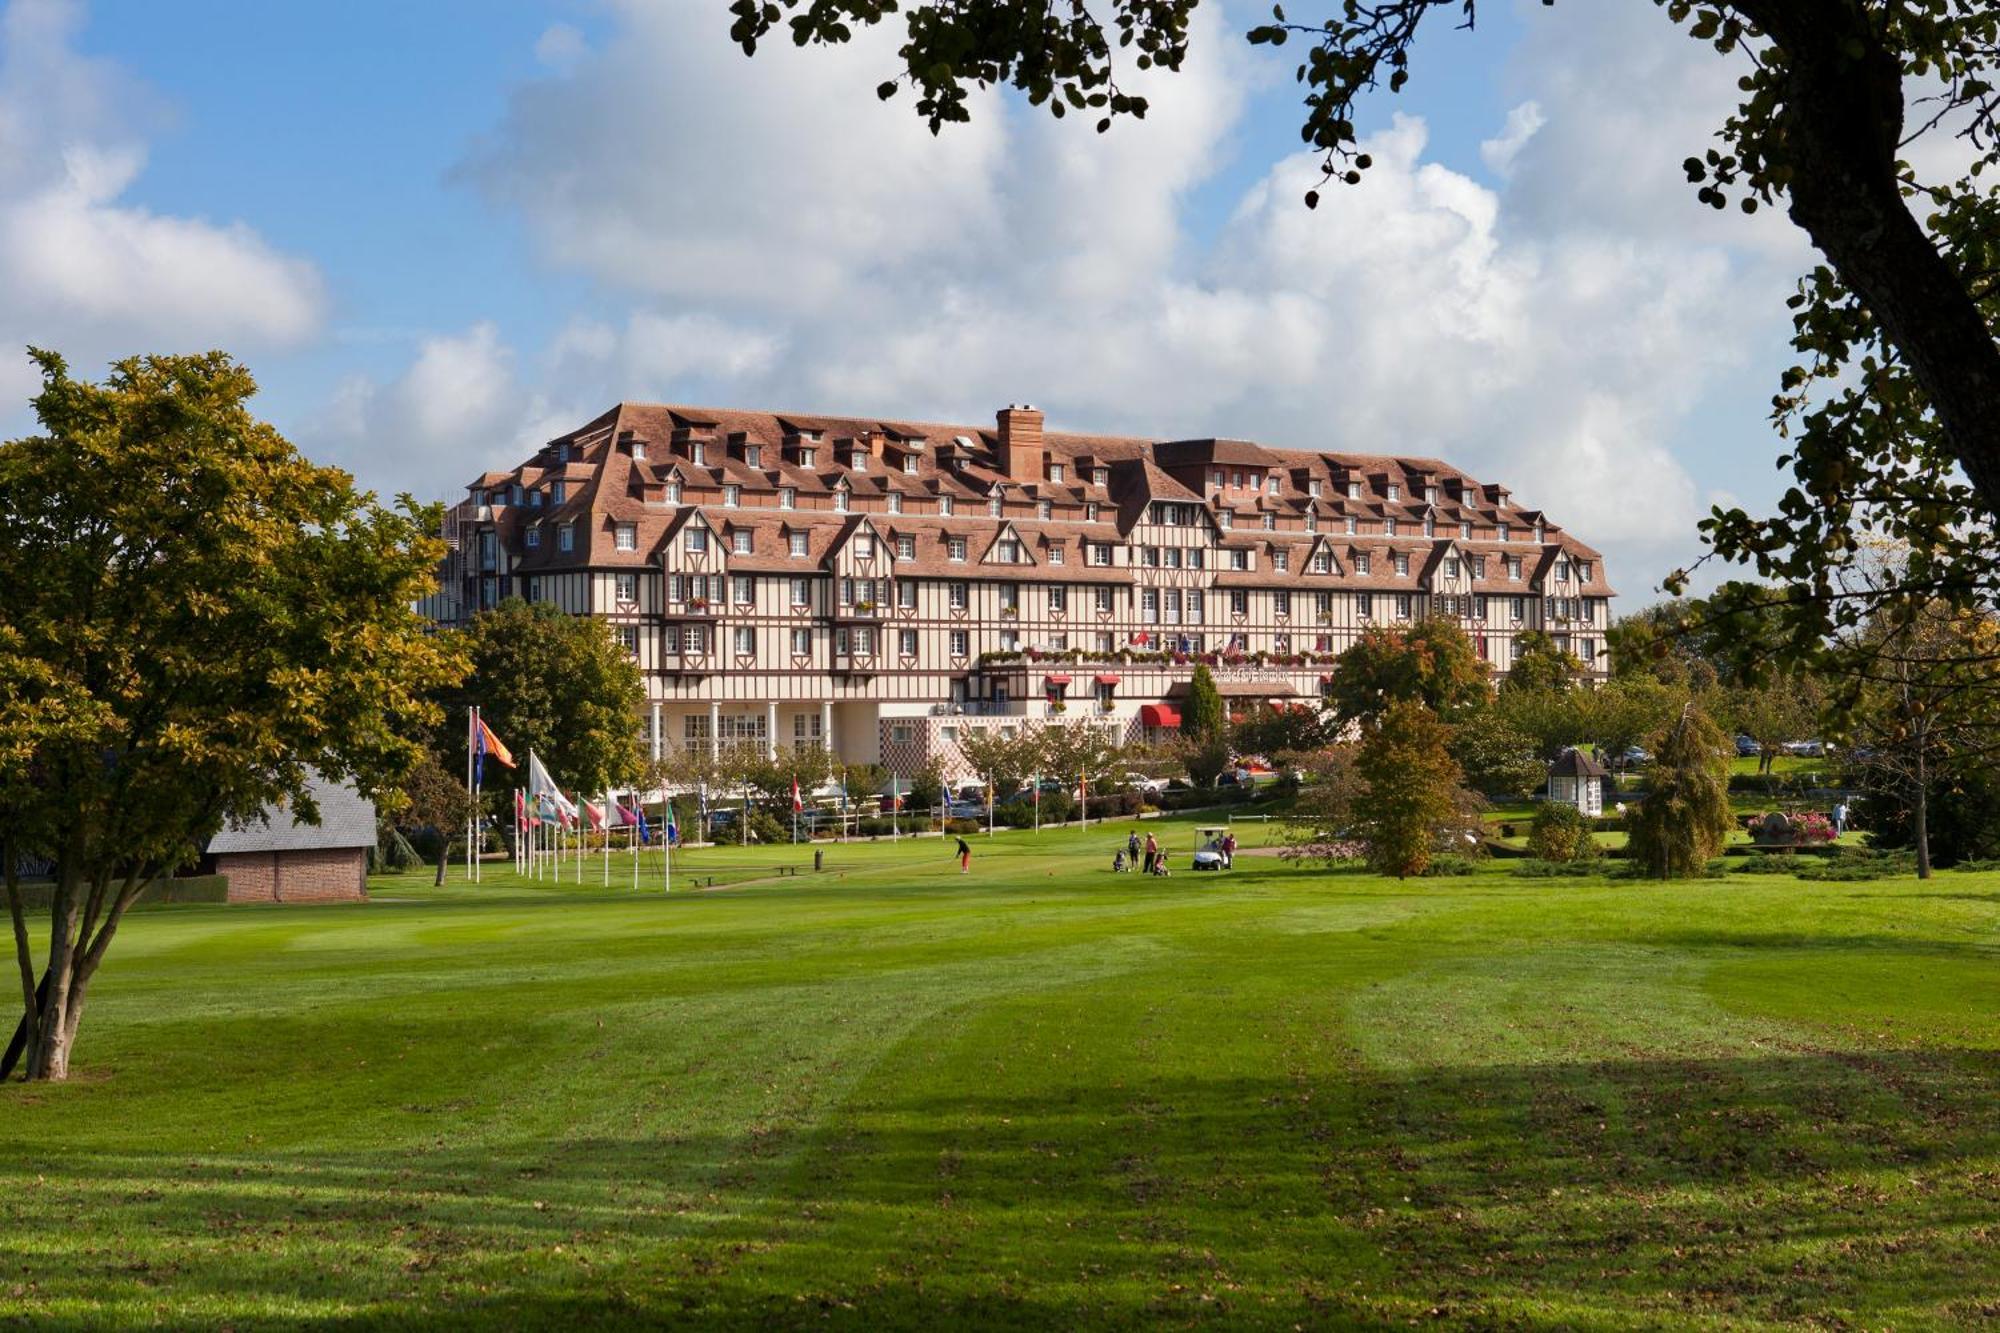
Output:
left=532, top=23, right=587, bottom=73
left=367, top=0, right=1813, bottom=598
left=1479, top=101, right=1544, bottom=178
left=0, top=0, right=323, bottom=416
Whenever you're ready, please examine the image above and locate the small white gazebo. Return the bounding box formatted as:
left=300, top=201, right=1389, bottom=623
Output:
left=1546, top=749, right=1609, bottom=818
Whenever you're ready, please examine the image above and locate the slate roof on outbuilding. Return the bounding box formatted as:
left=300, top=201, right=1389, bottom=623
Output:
left=1547, top=749, right=1609, bottom=779
left=207, top=774, right=377, bottom=854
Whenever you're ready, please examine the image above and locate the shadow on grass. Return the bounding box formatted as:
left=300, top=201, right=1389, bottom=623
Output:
left=2, top=1047, right=1997, bottom=1328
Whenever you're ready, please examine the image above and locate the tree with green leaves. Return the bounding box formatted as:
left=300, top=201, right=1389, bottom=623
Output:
left=1447, top=705, right=1546, bottom=801
left=957, top=725, right=1036, bottom=830
left=1627, top=703, right=1735, bottom=880
left=0, top=349, right=459, bottom=1081
left=1231, top=702, right=1337, bottom=764
left=1718, top=674, right=1825, bottom=773
left=1326, top=619, right=1489, bottom=726
left=440, top=599, right=644, bottom=797
left=732, top=2, right=2000, bottom=667
left=1181, top=664, right=1227, bottom=745
left=1039, top=723, right=1123, bottom=820
left=1501, top=630, right=1587, bottom=695
left=1352, top=699, right=1471, bottom=878
left=396, top=753, right=480, bottom=887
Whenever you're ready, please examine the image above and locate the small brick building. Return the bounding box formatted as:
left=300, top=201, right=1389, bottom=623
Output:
left=205, top=775, right=375, bottom=904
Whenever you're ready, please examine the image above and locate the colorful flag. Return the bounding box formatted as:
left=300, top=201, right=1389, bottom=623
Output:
left=583, top=800, right=606, bottom=832
left=791, top=777, right=803, bottom=814
left=637, top=805, right=655, bottom=847
left=662, top=803, right=677, bottom=847
left=470, top=715, right=515, bottom=788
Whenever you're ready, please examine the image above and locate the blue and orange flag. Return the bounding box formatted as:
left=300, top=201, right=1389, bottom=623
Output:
left=471, top=712, right=515, bottom=786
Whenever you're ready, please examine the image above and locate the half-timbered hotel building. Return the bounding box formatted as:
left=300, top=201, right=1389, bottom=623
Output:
left=426, top=403, right=1614, bottom=776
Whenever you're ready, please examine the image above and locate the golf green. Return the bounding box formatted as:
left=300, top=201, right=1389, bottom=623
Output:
left=2, top=819, right=1994, bottom=1328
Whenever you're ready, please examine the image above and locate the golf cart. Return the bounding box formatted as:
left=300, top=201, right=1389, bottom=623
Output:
left=1192, top=825, right=1230, bottom=871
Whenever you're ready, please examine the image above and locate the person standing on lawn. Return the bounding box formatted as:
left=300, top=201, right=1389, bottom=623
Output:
left=1127, top=830, right=1141, bottom=866
left=1142, top=831, right=1158, bottom=876
left=1222, top=831, right=1237, bottom=868
left=955, top=836, right=972, bottom=874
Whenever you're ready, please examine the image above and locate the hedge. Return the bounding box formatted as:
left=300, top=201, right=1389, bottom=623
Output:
left=5, top=874, right=229, bottom=910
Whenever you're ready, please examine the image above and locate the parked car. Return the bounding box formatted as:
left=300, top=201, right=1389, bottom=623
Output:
left=945, top=798, right=987, bottom=820
left=1735, top=735, right=1761, bottom=757
left=1618, top=746, right=1651, bottom=766
left=1123, top=772, right=1166, bottom=796
left=1783, top=739, right=1825, bottom=758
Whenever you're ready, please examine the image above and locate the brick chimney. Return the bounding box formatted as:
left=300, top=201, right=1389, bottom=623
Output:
left=996, top=404, right=1045, bottom=484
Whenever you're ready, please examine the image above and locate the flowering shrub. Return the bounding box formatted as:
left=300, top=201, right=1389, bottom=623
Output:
left=1749, top=811, right=1838, bottom=846
left=1792, top=811, right=1837, bottom=844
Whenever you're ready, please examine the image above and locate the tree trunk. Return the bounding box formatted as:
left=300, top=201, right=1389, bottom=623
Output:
left=435, top=836, right=450, bottom=887
left=25, top=864, right=81, bottom=1082
left=1913, top=758, right=1933, bottom=880
left=1743, top=0, right=2000, bottom=516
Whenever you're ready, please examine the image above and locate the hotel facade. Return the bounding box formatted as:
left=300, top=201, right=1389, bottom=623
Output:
left=426, top=403, right=1615, bottom=777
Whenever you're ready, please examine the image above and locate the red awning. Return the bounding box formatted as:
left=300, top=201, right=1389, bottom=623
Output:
left=1319, top=673, right=1334, bottom=684
left=1140, top=703, right=1181, bottom=728
left=1044, top=674, right=1072, bottom=686
left=1095, top=673, right=1121, bottom=686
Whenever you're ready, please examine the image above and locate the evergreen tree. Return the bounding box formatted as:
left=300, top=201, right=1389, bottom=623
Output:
left=1182, top=664, right=1226, bottom=745
left=1627, top=703, right=1734, bottom=880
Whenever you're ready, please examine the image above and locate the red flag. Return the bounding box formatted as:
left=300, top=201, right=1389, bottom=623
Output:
left=791, top=777, right=803, bottom=814
left=583, top=800, right=606, bottom=832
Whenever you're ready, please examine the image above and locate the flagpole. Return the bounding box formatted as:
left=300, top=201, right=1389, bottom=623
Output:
left=465, top=706, right=475, bottom=884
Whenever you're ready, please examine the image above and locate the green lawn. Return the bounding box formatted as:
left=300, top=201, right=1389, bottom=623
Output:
left=2, top=818, right=1996, bottom=1328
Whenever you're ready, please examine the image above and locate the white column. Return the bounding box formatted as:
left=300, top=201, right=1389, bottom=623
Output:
left=649, top=702, right=662, bottom=762
left=767, top=700, right=779, bottom=759
left=709, top=701, right=721, bottom=761
left=821, top=700, right=834, bottom=759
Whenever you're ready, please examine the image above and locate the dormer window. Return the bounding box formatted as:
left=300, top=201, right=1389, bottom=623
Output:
left=1047, top=463, right=1065, bottom=483
left=1425, top=486, right=1438, bottom=503
left=666, top=481, right=682, bottom=504
left=1394, top=553, right=1410, bottom=575
left=1038, top=500, right=1053, bottom=520
left=1385, top=518, right=1398, bottom=537
left=1356, top=554, right=1372, bottom=575
left=1262, top=513, right=1276, bottom=531
left=1346, top=481, right=1360, bottom=499
left=939, top=496, right=955, bottom=516
left=1461, top=521, right=1473, bottom=540
left=1498, top=523, right=1511, bottom=543
left=948, top=538, right=967, bottom=562
left=559, top=523, right=575, bottom=553
left=834, top=489, right=849, bottom=513
left=1308, top=479, right=1322, bottom=498
left=779, top=487, right=795, bottom=509
left=1086, top=502, right=1100, bottom=522
left=615, top=522, right=637, bottom=552
left=1230, top=549, right=1249, bottom=571
left=1445, top=557, right=1460, bottom=579
left=745, top=444, right=761, bottom=468
left=552, top=481, right=566, bottom=505
left=1093, top=468, right=1109, bottom=486
left=1578, top=560, right=1593, bottom=580
left=1345, top=516, right=1357, bottom=535
left=997, top=537, right=1021, bottom=563
left=902, top=453, right=920, bottom=475
left=888, top=492, right=904, bottom=514
left=733, top=530, right=752, bottom=555
left=896, top=535, right=915, bottom=560
left=690, top=443, right=705, bottom=466
left=1423, top=515, right=1435, bottom=537
left=1048, top=544, right=1064, bottom=565
left=557, top=444, right=570, bottom=464
left=1386, top=484, right=1401, bottom=501
left=1274, top=551, right=1290, bottom=572
left=987, top=496, right=1003, bottom=517
left=1535, top=524, right=1547, bottom=543
left=1557, top=560, right=1572, bottom=581
left=850, top=449, right=868, bottom=470
left=525, top=526, right=541, bottom=548
left=723, top=485, right=740, bottom=507
left=1305, top=512, right=1318, bottom=532
left=684, top=527, right=707, bottom=554
left=1312, top=552, right=1332, bottom=573
left=1218, top=510, right=1234, bottom=529
left=1267, top=476, right=1280, bottom=494
left=789, top=532, right=808, bottom=557
left=799, top=447, right=816, bottom=467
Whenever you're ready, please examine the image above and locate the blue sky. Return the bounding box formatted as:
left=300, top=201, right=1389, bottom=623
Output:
left=1, top=0, right=1802, bottom=601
